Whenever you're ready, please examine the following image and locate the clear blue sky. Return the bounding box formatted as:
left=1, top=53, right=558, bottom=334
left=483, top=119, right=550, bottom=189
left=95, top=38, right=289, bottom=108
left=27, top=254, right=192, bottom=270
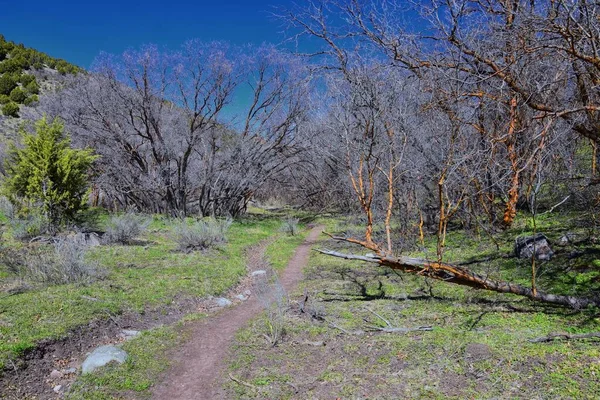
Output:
left=0, top=0, right=296, bottom=69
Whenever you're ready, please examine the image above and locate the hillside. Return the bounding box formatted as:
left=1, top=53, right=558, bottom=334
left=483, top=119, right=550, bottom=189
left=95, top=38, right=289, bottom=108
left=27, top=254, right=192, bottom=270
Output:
left=0, top=34, right=81, bottom=120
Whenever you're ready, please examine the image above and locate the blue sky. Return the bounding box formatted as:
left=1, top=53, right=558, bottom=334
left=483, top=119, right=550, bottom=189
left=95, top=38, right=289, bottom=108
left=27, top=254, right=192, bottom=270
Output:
left=0, top=0, right=297, bottom=68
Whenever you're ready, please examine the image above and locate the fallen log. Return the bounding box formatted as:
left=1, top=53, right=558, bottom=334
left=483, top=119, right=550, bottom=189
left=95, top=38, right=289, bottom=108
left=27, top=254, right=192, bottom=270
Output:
left=316, top=249, right=600, bottom=309
left=529, top=332, right=600, bottom=343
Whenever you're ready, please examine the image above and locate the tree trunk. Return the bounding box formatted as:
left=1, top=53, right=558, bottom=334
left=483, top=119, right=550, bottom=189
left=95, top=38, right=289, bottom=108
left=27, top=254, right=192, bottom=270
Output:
left=317, top=247, right=599, bottom=309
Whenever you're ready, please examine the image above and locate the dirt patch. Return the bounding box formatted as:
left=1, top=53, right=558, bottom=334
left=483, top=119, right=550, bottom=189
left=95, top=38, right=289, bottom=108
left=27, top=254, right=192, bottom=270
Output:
left=464, top=343, right=492, bottom=362
left=151, top=225, right=323, bottom=400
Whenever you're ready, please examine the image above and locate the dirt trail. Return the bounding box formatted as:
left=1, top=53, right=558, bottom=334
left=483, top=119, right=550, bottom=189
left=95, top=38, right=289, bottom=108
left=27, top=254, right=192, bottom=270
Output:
left=151, top=225, right=323, bottom=400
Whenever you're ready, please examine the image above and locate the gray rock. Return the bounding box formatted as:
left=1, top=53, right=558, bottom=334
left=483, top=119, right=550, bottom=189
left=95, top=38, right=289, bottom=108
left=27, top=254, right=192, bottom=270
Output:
left=514, top=233, right=554, bottom=260
left=81, top=345, right=128, bottom=374
left=53, top=385, right=62, bottom=393
left=251, top=270, right=267, bottom=277
left=71, top=232, right=102, bottom=247
left=558, top=233, right=576, bottom=246
left=215, top=297, right=232, bottom=307
left=244, top=290, right=251, bottom=296
left=49, top=369, right=63, bottom=379
left=118, top=329, right=141, bottom=341
left=84, top=232, right=102, bottom=247
left=63, top=367, right=77, bottom=374
left=303, top=340, right=325, bottom=346
left=235, top=294, right=247, bottom=301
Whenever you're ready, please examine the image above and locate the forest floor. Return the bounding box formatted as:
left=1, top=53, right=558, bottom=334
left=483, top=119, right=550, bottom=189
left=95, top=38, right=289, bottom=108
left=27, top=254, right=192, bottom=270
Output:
left=4, top=210, right=600, bottom=399
left=223, top=213, right=600, bottom=399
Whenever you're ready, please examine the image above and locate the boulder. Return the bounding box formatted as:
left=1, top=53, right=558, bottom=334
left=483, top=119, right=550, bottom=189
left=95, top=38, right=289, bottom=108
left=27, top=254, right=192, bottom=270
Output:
left=251, top=270, right=267, bottom=277
left=514, top=233, right=554, bottom=260
left=81, top=345, right=127, bottom=374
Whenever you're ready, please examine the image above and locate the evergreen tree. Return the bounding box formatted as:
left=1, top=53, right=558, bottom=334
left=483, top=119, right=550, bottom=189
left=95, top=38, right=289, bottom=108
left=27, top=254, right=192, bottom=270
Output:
left=2, top=116, right=98, bottom=230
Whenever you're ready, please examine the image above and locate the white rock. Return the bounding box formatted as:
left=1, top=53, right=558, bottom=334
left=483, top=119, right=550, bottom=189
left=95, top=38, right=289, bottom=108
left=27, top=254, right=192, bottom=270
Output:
left=81, top=345, right=127, bottom=374
left=235, top=294, right=247, bottom=301
left=244, top=290, right=251, bottom=296
left=63, top=367, right=77, bottom=374
left=53, top=385, right=62, bottom=393
left=251, top=270, right=267, bottom=277
left=215, top=297, right=232, bottom=307
left=49, top=369, right=63, bottom=379
left=121, top=329, right=141, bottom=338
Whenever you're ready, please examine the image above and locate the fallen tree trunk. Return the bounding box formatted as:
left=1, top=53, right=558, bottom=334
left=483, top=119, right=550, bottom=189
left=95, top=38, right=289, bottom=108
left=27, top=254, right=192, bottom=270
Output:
left=316, top=249, right=600, bottom=309
left=529, top=332, right=600, bottom=343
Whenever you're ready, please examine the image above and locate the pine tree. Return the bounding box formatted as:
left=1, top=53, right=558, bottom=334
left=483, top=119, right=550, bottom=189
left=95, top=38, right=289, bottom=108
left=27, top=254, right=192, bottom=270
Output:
left=2, top=116, right=98, bottom=231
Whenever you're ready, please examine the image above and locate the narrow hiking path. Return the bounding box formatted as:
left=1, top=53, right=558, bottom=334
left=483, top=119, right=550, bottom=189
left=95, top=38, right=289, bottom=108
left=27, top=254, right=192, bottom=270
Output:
left=151, top=225, right=323, bottom=400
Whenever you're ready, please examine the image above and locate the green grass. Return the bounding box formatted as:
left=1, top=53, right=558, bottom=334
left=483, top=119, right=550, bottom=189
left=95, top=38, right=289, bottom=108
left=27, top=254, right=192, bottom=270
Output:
left=66, top=320, right=196, bottom=399
left=224, top=212, right=600, bottom=399
left=0, top=209, right=321, bottom=398
left=265, top=228, right=308, bottom=271
left=0, top=214, right=284, bottom=369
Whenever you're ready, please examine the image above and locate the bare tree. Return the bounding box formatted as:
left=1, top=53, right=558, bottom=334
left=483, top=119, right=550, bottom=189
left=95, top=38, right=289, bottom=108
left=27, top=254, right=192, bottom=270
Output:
left=32, top=42, right=312, bottom=217
left=285, top=0, right=600, bottom=308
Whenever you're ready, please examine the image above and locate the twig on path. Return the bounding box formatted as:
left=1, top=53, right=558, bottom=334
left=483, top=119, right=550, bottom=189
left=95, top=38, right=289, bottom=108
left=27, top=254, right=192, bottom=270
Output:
left=364, top=306, right=433, bottom=333
left=529, top=332, right=600, bottom=343
left=228, top=372, right=259, bottom=390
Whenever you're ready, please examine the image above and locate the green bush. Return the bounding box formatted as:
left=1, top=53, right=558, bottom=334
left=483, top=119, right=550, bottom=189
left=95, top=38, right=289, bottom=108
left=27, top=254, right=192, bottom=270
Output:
left=2, top=116, right=98, bottom=230
left=9, top=87, right=26, bottom=103
left=2, top=101, right=19, bottom=117
left=0, top=94, right=9, bottom=104
left=0, top=58, right=23, bottom=74
left=0, top=74, right=17, bottom=95
left=25, top=80, right=39, bottom=94
left=23, top=95, right=38, bottom=106
left=19, top=74, right=35, bottom=86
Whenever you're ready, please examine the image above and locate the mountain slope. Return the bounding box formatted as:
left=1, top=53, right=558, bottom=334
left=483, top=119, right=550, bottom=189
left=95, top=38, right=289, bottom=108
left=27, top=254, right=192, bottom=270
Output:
left=0, top=34, right=82, bottom=119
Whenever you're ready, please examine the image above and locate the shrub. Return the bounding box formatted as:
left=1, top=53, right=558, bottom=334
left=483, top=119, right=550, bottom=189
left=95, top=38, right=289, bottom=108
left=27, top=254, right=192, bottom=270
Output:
left=174, top=218, right=232, bottom=251
left=0, top=196, right=15, bottom=220
left=20, top=237, right=104, bottom=284
left=23, top=95, right=38, bottom=106
left=9, top=87, right=26, bottom=103
left=103, top=213, right=151, bottom=245
left=2, top=116, right=98, bottom=230
left=25, top=79, right=39, bottom=94
left=9, top=213, right=49, bottom=240
left=253, top=267, right=288, bottom=346
left=281, top=217, right=300, bottom=236
left=0, top=94, right=9, bottom=104
left=1, top=101, right=19, bottom=117
left=0, top=74, right=17, bottom=95
left=19, top=74, right=34, bottom=86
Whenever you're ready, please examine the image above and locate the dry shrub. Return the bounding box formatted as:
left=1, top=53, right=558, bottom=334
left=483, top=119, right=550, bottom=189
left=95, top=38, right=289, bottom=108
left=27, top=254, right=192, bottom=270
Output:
left=281, top=217, right=300, bottom=236
left=253, top=267, right=288, bottom=346
left=5, top=237, right=105, bottom=285
left=103, top=212, right=151, bottom=245
left=173, top=218, right=232, bottom=252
